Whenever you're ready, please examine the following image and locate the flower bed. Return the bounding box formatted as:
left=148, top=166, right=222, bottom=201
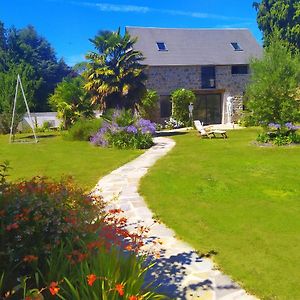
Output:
left=257, top=122, right=300, bottom=146
left=0, top=162, right=164, bottom=300
left=91, top=110, right=156, bottom=149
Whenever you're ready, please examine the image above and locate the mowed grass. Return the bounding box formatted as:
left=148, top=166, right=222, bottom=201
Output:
left=140, top=128, right=300, bottom=299
left=0, top=133, right=142, bottom=190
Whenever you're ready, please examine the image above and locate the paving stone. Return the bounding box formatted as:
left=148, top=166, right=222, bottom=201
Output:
left=93, top=137, right=258, bottom=300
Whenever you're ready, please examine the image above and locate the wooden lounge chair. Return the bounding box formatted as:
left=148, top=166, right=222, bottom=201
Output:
left=194, top=120, right=227, bottom=139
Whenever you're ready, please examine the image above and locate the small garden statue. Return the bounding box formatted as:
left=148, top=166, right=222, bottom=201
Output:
left=226, top=96, right=233, bottom=124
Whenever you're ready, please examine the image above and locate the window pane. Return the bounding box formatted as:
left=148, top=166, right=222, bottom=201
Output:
left=231, top=42, right=243, bottom=51
left=156, top=42, right=167, bottom=51
left=232, top=65, right=248, bottom=74
left=201, top=66, right=216, bottom=89
left=160, top=97, right=172, bottom=118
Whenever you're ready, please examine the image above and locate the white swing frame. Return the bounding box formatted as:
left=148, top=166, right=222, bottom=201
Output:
left=9, top=74, right=38, bottom=143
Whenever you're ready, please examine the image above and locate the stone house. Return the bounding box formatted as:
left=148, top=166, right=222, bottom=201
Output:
left=126, top=27, right=262, bottom=124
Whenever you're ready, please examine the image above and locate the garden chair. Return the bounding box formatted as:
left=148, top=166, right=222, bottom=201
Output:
left=194, top=120, right=227, bottom=139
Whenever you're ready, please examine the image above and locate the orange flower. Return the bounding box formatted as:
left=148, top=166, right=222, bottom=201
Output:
left=115, top=283, right=124, bottom=296
left=23, top=255, right=38, bottom=263
left=87, top=274, right=97, bottom=286
left=6, top=223, right=19, bottom=231
left=128, top=296, right=139, bottom=300
left=49, top=282, right=60, bottom=296
left=125, top=244, right=133, bottom=251
left=109, top=208, right=123, bottom=214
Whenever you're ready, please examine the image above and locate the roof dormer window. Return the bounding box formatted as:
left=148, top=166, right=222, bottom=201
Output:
left=231, top=42, right=243, bottom=51
left=156, top=42, right=168, bottom=51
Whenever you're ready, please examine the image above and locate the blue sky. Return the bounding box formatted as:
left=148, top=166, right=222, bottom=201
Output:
left=0, top=0, right=262, bottom=66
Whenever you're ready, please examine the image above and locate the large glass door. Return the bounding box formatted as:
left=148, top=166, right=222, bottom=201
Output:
left=193, top=94, right=222, bottom=124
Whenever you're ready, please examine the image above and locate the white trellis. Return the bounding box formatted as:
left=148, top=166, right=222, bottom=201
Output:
left=9, top=74, right=38, bottom=143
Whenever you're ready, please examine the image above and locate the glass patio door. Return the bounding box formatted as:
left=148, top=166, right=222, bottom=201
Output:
left=193, top=94, right=222, bottom=125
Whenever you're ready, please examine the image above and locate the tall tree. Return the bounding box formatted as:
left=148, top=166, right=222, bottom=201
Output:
left=0, top=21, right=71, bottom=112
left=253, top=0, right=300, bottom=50
left=0, top=21, right=6, bottom=50
left=84, top=29, right=147, bottom=111
left=245, top=37, right=300, bottom=129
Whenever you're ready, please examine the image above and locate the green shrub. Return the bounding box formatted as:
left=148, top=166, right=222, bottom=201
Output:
left=256, top=133, right=270, bottom=144
left=138, top=89, right=159, bottom=121
left=170, top=89, right=195, bottom=125
left=238, top=112, right=259, bottom=127
left=49, top=76, right=95, bottom=130
left=65, top=118, right=103, bottom=141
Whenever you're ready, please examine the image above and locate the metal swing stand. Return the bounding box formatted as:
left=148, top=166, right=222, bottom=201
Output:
left=9, top=74, right=38, bottom=144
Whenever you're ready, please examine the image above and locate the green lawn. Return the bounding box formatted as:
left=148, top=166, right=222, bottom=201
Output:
left=0, top=133, right=142, bottom=190
left=140, top=128, right=300, bottom=300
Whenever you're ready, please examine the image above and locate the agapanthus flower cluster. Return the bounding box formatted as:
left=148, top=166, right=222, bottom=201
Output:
left=284, top=122, right=300, bottom=131
left=91, top=111, right=156, bottom=149
left=268, top=122, right=300, bottom=131
left=268, top=123, right=281, bottom=129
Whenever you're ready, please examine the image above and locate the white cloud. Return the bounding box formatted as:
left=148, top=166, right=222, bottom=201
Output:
left=69, top=1, right=251, bottom=22
left=72, top=1, right=150, bottom=13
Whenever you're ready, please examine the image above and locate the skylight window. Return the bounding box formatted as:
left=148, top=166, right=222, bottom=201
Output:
left=231, top=42, right=243, bottom=51
left=156, top=42, right=168, bottom=51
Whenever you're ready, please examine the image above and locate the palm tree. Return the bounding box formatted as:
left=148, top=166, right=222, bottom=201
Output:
left=83, top=28, right=147, bottom=111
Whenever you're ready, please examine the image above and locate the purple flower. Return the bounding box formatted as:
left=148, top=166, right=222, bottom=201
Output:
left=136, top=118, right=156, bottom=135
left=126, top=125, right=138, bottom=134
left=268, top=123, right=281, bottom=129
left=285, top=122, right=300, bottom=130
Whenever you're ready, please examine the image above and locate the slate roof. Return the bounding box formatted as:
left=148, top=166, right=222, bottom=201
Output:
left=126, top=27, right=262, bottom=66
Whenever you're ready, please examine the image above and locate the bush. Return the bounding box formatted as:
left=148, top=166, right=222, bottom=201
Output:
left=91, top=110, right=156, bottom=149
left=238, top=112, right=259, bottom=127
left=256, top=132, right=270, bottom=144
left=49, top=76, right=95, bottom=130
left=170, top=89, right=195, bottom=124
left=138, top=89, right=159, bottom=121
left=0, top=173, right=104, bottom=279
left=0, top=162, right=164, bottom=299
left=65, top=118, right=103, bottom=141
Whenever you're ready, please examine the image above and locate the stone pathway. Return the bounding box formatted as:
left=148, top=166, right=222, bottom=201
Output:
left=93, top=136, right=257, bottom=300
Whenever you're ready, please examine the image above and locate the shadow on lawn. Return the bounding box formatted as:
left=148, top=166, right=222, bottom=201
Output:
left=20, top=134, right=57, bottom=139
left=155, top=131, right=188, bottom=137
left=145, top=249, right=240, bottom=299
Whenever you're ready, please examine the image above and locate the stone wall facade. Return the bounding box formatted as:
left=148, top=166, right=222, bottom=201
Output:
left=145, top=65, right=249, bottom=124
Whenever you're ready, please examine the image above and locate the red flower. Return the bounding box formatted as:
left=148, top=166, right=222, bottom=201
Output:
left=115, top=283, right=124, bottom=296
left=128, top=296, right=138, bottom=300
left=87, top=274, right=97, bottom=286
left=109, top=208, right=123, bottom=214
left=49, top=282, right=60, bottom=296
left=6, top=223, right=19, bottom=231
left=23, top=255, right=38, bottom=263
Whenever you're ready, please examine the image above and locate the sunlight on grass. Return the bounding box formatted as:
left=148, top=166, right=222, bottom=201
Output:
left=0, top=133, right=142, bottom=190
left=140, top=128, right=300, bottom=300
